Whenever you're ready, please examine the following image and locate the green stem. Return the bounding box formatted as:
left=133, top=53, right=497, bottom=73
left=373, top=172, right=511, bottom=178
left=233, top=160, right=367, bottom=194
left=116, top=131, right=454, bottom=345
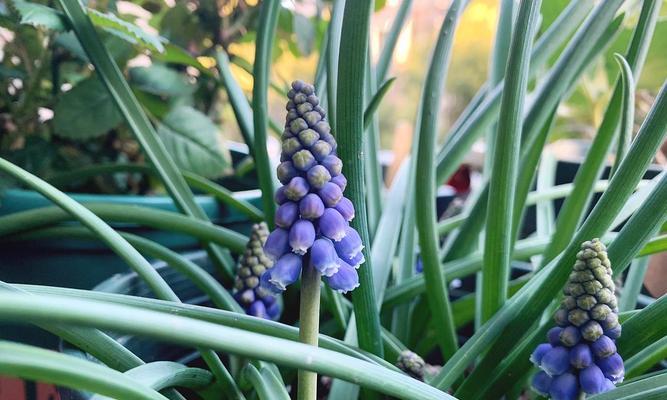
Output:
left=297, top=260, right=321, bottom=400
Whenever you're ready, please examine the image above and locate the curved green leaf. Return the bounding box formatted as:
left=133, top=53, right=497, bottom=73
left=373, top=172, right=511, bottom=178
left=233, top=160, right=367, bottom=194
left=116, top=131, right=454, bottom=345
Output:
left=0, top=293, right=454, bottom=400
left=114, top=362, right=212, bottom=394
left=588, top=372, right=667, bottom=400
left=0, top=341, right=167, bottom=400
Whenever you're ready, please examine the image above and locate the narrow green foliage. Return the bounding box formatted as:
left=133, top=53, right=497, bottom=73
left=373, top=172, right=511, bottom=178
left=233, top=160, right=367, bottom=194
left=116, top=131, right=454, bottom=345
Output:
left=251, top=0, right=280, bottom=228
left=481, top=0, right=541, bottom=322
left=243, top=364, right=290, bottom=400
left=541, top=0, right=660, bottom=265
left=618, top=257, right=649, bottom=312
left=56, top=0, right=235, bottom=279
left=0, top=293, right=453, bottom=400
left=414, top=0, right=467, bottom=360
left=0, top=341, right=167, bottom=400
left=216, top=52, right=255, bottom=152
left=376, top=0, right=413, bottom=83
left=588, top=372, right=667, bottom=400
left=610, top=53, right=635, bottom=178
left=121, top=362, right=213, bottom=393
left=336, top=0, right=384, bottom=360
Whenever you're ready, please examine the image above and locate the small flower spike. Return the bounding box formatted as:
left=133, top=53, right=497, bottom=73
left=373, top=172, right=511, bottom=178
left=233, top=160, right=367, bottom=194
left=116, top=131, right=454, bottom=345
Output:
left=261, top=80, right=366, bottom=294
left=233, top=223, right=282, bottom=320
left=395, top=350, right=427, bottom=381
left=530, top=239, right=624, bottom=399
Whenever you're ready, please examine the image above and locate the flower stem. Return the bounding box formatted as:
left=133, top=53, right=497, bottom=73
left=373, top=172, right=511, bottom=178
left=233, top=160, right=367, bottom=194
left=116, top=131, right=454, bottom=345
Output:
left=297, top=258, right=321, bottom=400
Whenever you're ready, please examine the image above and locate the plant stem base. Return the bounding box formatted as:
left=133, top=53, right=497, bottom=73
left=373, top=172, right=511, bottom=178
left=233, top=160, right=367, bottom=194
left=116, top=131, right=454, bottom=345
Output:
left=297, top=260, right=321, bottom=400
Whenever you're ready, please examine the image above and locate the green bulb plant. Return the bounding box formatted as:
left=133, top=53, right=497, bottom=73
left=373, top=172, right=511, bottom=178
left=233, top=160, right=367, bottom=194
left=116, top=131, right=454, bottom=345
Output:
left=0, top=0, right=666, bottom=400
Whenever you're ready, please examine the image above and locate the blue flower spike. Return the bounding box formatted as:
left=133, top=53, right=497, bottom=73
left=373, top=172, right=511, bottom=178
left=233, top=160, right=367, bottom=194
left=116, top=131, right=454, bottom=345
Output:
left=233, top=223, right=282, bottom=320
left=530, top=239, right=624, bottom=399
left=261, top=80, right=365, bottom=295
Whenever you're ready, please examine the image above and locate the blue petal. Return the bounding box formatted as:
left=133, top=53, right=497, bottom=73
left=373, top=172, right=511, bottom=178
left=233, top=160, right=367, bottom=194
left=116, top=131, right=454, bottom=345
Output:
left=334, top=197, right=355, bottom=221
left=289, top=219, right=316, bottom=255
left=267, top=253, right=303, bottom=291
left=275, top=201, right=299, bottom=229
left=324, top=259, right=360, bottom=293
left=549, top=373, right=578, bottom=400
left=264, top=228, right=290, bottom=262
left=248, top=301, right=268, bottom=319
left=531, top=371, right=552, bottom=396
left=318, top=182, right=343, bottom=207
left=591, top=335, right=616, bottom=359
left=541, top=346, right=571, bottom=376
left=530, top=343, right=552, bottom=367
left=597, top=352, right=624, bottom=383
left=319, top=208, right=348, bottom=241
left=580, top=365, right=607, bottom=395
left=569, top=343, right=593, bottom=369
left=311, top=238, right=340, bottom=277
left=299, top=193, right=325, bottom=220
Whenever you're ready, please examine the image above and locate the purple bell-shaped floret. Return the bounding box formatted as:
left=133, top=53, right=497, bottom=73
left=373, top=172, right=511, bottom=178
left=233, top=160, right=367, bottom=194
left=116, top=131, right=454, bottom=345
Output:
left=311, top=238, right=340, bottom=277
left=324, top=259, right=360, bottom=293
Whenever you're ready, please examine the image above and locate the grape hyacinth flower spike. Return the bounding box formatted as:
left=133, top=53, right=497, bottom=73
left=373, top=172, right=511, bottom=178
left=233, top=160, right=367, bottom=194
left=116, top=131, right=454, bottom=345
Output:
left=261, top=80, right=364, bottom=294
left=530, top=239, right=624, bottom=399
left=232, top=223, right=281, bottom=320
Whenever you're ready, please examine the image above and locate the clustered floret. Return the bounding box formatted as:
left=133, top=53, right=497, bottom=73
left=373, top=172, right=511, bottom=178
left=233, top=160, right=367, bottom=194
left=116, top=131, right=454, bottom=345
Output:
left=233, top=222, right=281, bottom=320
left=396, top=350, right=427, bottom=381
left=531, top=239, right=624, bottom=400
left=261, top=80, right=364, bottom=294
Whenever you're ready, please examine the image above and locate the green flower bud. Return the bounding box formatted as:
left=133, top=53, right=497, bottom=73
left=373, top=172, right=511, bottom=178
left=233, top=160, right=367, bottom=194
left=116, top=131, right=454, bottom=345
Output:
left=562, top=296, right=577, bottom=310
left=576, top=295, right=597, bottom=311
left=583, top=280, right=603, bottom=295
left=591, top=304, right=612, bottom=321
left=290, top=118, right=308, bottom=134
left=282, top=137, right=302, bottom=156
left=245, top=276, right=259, bottom=289
left=596, top=288, right=614, bottom=305
left=581, top=320, right=603, bottom=342
left=239, top=266, right=252, bottom=278
left=297, top=102, right=313, bottom=114
left=568, top=309, right=590, bottom=327
left=299, top=128, right=320, bottom=147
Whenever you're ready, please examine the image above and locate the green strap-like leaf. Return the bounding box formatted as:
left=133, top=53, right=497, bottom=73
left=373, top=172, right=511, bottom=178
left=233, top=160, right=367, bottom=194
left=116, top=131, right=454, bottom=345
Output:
left=0, top=293, right=454, bottom=400
left=0, top=203, right=248, bottom=253
left=216, top=51, right=255, bottom=152
left=588, top=371, right=667, bottom=400
left=251, top=0, right=280, bottom=228
left=0, top=341, right=167, bottom=400
left=336, top=0, right=384, bottom=363
left=481, top=0, right=541, bottom=321
left=610, top=53, right=636, bottom=178
left=413, top=0, right=467, bottom=360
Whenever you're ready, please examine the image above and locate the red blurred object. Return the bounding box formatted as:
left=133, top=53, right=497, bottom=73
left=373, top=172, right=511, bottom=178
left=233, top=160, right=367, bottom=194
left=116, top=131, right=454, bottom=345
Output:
left=446, top=165, right=471, bottom=194
left=0, top=377, right=60, bottom=400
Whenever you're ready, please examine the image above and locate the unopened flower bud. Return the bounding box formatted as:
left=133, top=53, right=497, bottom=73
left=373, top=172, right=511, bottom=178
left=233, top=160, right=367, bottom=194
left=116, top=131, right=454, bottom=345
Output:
left=306, top=165, right=331, bottom=189
left=319, top=208, right=348, bottom=241
left=275, top=202, right=299, bottom=229
left=318, top=182, right=343, bottom=207
left=289, top=220, right=316, bottom=255
left=299, top=193, right=325, bottom=220
left=311, top=238, right=339, bottom=277
left=324, top=259, right=359, bottom=293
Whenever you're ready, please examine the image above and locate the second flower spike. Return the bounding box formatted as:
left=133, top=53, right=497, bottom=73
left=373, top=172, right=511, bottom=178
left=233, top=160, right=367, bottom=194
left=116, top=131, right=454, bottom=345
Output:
left=261, top=80, right=364, bottom=294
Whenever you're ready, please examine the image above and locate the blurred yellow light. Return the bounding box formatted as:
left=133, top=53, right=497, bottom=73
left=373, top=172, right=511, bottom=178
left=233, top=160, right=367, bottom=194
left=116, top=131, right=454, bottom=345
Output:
left=197, top=56, right=217, bottom=69
left=246, top=0, right=258, bottom=6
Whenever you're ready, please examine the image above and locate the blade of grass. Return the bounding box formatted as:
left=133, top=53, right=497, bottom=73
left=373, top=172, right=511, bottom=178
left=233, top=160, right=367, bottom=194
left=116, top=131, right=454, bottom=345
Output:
left=624, top=336, right=667, bottom=379
left=0, top=204, right=247, bottom=253
left=14, top=226, right=243, bottom=313
left=336, top=0, right=384, bottom=360
left=0, top=167, right=243, bottom=397
left=435, top=0, right=595, bottom=183
left=376, top=0, right=413, bottom=83
left=0, top=293, right=454, bottom=400
left=618, top=293, right=667, bottom=359
left=16, top=284, right=393, bottom=370
left=588, top=371, right=667, bottom=400
left=119, top=362, right=213, bottom=393
left=481, top=0, right=541, bottom=322
left=364, top=56, right=383, bottom=238
left=619, top=256, right=649, bottom=312
left=483, top=0, right=514, bottom=178
left=432, top=79, right=667, bottom=391
left=46, top=163, right=263, bottom=222
left=56, top=0, right=236, bottom=279
left=540, top=0, right=660, bottom=266
left=610, top=53, right=636, bottom=178
left=326, top=0, right=345, bottom=133
left=216, top=51, right=255, bottom=152
left=251, top=0, right=280, bottom=228
left=414, top=0, right=467, bottom=360
left=363, top=78, right=396, bottom=131
left=0, top=341, right=167, bottom=400
left=242, top=364, right=290, bottom=400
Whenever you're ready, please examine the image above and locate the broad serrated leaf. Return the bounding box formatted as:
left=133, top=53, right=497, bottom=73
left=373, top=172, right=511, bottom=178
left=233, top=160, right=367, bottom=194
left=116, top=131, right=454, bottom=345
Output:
left=129, top=64, right=194, bottom=97
left=88, top=9, right=164, bottom=53
left=53, top=77, right=123, bottom=140
left=12, top=0, right=68, bottom=31
left=157, top=106, right=229, bottom=178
